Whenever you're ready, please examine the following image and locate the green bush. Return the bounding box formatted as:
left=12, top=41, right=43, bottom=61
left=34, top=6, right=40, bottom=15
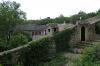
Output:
left=72, top=59, right=100, bottom=66
left=12, top=30, right=30, bottom=41
left=9, top=34, right=28, bottom=49
left=0, top=52, right=15, bottom=66
left=72, top=42, right=100, bottom=66
left=20, top=36, right=50, bottom=66
left=53, top=28, right=73, bottom=52
left=0, top=64, right=3, bottom=66
left=82, top=42, right=100, bottom=60
left=0, top=38, right=7, bottom=51
left=40, top=52, right=67, bottom=66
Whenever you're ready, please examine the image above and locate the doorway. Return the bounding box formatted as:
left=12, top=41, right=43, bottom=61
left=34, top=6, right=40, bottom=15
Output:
left=81, top=26, right=85, bottom=41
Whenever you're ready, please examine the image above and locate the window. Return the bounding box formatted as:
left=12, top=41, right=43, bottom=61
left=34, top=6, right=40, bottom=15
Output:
left=54, top=28, right=57, bottom=32
left=35, top=32, right=38, bottom=35
left=48, top=29, right=50, bottom=32
left=39, top=32, right=41, bottom=35
left=32, top=32, right=34, bottom=36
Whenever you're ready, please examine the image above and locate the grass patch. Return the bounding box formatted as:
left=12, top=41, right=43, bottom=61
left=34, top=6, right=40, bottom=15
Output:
left=39, top=52, right=68, bottom=66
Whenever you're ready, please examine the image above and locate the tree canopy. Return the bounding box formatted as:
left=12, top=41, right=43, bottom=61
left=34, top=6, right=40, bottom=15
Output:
left=24, top=9, right=100, bottom=25
left=0, top=1, right=26, bottom=38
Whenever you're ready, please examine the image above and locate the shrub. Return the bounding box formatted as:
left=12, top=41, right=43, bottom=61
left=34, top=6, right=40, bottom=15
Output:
left=72, top=42, right=100, bottom=66
left=0, top=52, right=15, bottom=66
left=20, top=36, right=50, bottom=66
left=53, top=28, right=73, bottom=52
left=0, top=64, right=3, bottom=66
left=0, top=38, right=7, bottom=51
left=82, top=42, right=100, bottom=60
left=12, top=30, right=30, bottom=41
left=9, top=34, right=28, bottom=49
left=41, top=52, right=67, bottom=66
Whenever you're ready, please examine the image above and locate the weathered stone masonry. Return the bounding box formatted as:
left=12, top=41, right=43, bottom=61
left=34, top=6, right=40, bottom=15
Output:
left=1, top=16, right=100, bottom=64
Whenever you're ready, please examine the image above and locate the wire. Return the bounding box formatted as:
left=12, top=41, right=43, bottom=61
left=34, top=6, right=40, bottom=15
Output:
left=82, top=0, right=100, bottom=11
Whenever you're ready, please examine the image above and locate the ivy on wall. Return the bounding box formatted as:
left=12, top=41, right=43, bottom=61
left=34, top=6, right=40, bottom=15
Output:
left=0, top=52, right=14, bottom=66
left=53, top=28, right=73, bottom=52
left=0, top=28, right=73, bottom=66
left=20, top=36, right=50, bottom=66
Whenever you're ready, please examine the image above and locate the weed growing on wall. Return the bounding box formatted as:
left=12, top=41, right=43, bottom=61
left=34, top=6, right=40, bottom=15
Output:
left=53, top=28, right=73, bottom=52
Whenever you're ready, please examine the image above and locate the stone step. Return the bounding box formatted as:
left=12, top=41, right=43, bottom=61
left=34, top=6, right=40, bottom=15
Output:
left=94, top=40, right=100, bottom=42
left=74, top=41, right=93, bottom=49
left=74, top=39, right=100, bottom=49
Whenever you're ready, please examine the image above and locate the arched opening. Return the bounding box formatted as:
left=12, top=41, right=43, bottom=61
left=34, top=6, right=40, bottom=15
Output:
left=81, top=26, right=85, bottom=41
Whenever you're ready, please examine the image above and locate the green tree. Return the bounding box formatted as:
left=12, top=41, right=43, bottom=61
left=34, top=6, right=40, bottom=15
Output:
left=0, top=38, right=7, bottom=51
left=0, top=1, right=26, bottom=38
left=9, top=34, right=28, bottom=49
left=87, top=12, right=96, bottom=18
left=96, top=9, right=100, bottom=16
left=12, top=30, right=30, bottom=41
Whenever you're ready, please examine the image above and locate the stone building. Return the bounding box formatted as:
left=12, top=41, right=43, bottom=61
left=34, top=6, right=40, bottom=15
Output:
left=10, top=22, right=74, bottom=40
left=46, top=23, right=58, bottom=36
left=69, top=16, right=100, bottom=47
left=10, top=24, right=46, bottom=40
left=76, top=16, right=100, bottom=41
left=10, top=16, right=100, bottom=43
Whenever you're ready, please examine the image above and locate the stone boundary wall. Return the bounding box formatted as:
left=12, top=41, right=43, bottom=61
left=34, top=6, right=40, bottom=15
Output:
left=0, top=37, right=56, bottom=64
left=69, top=26, right=80, bottom=47
left=0, top=43, right=30, bottom=64
left=88, top=24, right=96, bottom=41
left=32, top=35, right=46, bottom=40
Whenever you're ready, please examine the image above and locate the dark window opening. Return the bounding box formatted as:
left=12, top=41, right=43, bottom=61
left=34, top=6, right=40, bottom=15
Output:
left=48, top=29, right=50, bottom=32
left=54, top=28, right=57, bottom=32
left=95, top=24, right=100, bottom=34
left=81, top=26, right=85, bottom=41
left=35, top=32, right=38, bottom=35
left=39, top=32, right=41, bottom=35
left=32, top=32, right=34, bottom=36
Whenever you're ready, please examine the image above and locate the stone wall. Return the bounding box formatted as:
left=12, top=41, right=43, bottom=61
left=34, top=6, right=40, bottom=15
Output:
left=58, top=24, right=64, bottom=31
left=32, top=35, right=46, bottom=40
left=0, top=37, right=56, bottom=64
left=49, top=36, right=56, bottom=54
left=88, top=24, right=96, bottom=41
left=69, top=26, right=80, bottom=47
left=46, top=26, right=54, bottom=36
left=0, top=44, right=29, bottom=64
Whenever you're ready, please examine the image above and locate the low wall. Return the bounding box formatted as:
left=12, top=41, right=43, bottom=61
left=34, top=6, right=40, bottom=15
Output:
left=0, top=37, right=56, bottom=65
left=69, top=26, right=80, bottom=47
left=32, top=35, right=46, bottom=40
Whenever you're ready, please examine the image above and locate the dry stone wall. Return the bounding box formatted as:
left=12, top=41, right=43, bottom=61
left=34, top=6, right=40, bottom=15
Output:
left=69, top=26, right=80, bottom=47
left=88, top=24, right=96, bottom=41
left=0, top=37, right=56, bottom=64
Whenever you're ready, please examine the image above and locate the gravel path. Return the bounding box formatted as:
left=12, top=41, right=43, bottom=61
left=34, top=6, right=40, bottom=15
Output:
left=64, top=52, right=81, bottom=66
left=64, top=52, right=80, bottom=59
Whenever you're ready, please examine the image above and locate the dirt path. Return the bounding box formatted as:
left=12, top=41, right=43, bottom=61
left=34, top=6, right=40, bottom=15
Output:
left=64, top=52, right=80, bottom=59
left=64, top=52, right=80, bottom=66
left=64, top=48, right=82, bottom=66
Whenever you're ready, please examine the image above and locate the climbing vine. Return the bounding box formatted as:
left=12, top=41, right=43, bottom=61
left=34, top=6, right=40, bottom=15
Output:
left=20, top=36, right=50, bottom=66
left=0, top=52, right=14, bottom=66
left=53, top=28, right=73, bottom=52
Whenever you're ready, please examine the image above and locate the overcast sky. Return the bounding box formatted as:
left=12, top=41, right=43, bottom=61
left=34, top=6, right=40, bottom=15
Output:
left=1, top=0, right=100, bottom=20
